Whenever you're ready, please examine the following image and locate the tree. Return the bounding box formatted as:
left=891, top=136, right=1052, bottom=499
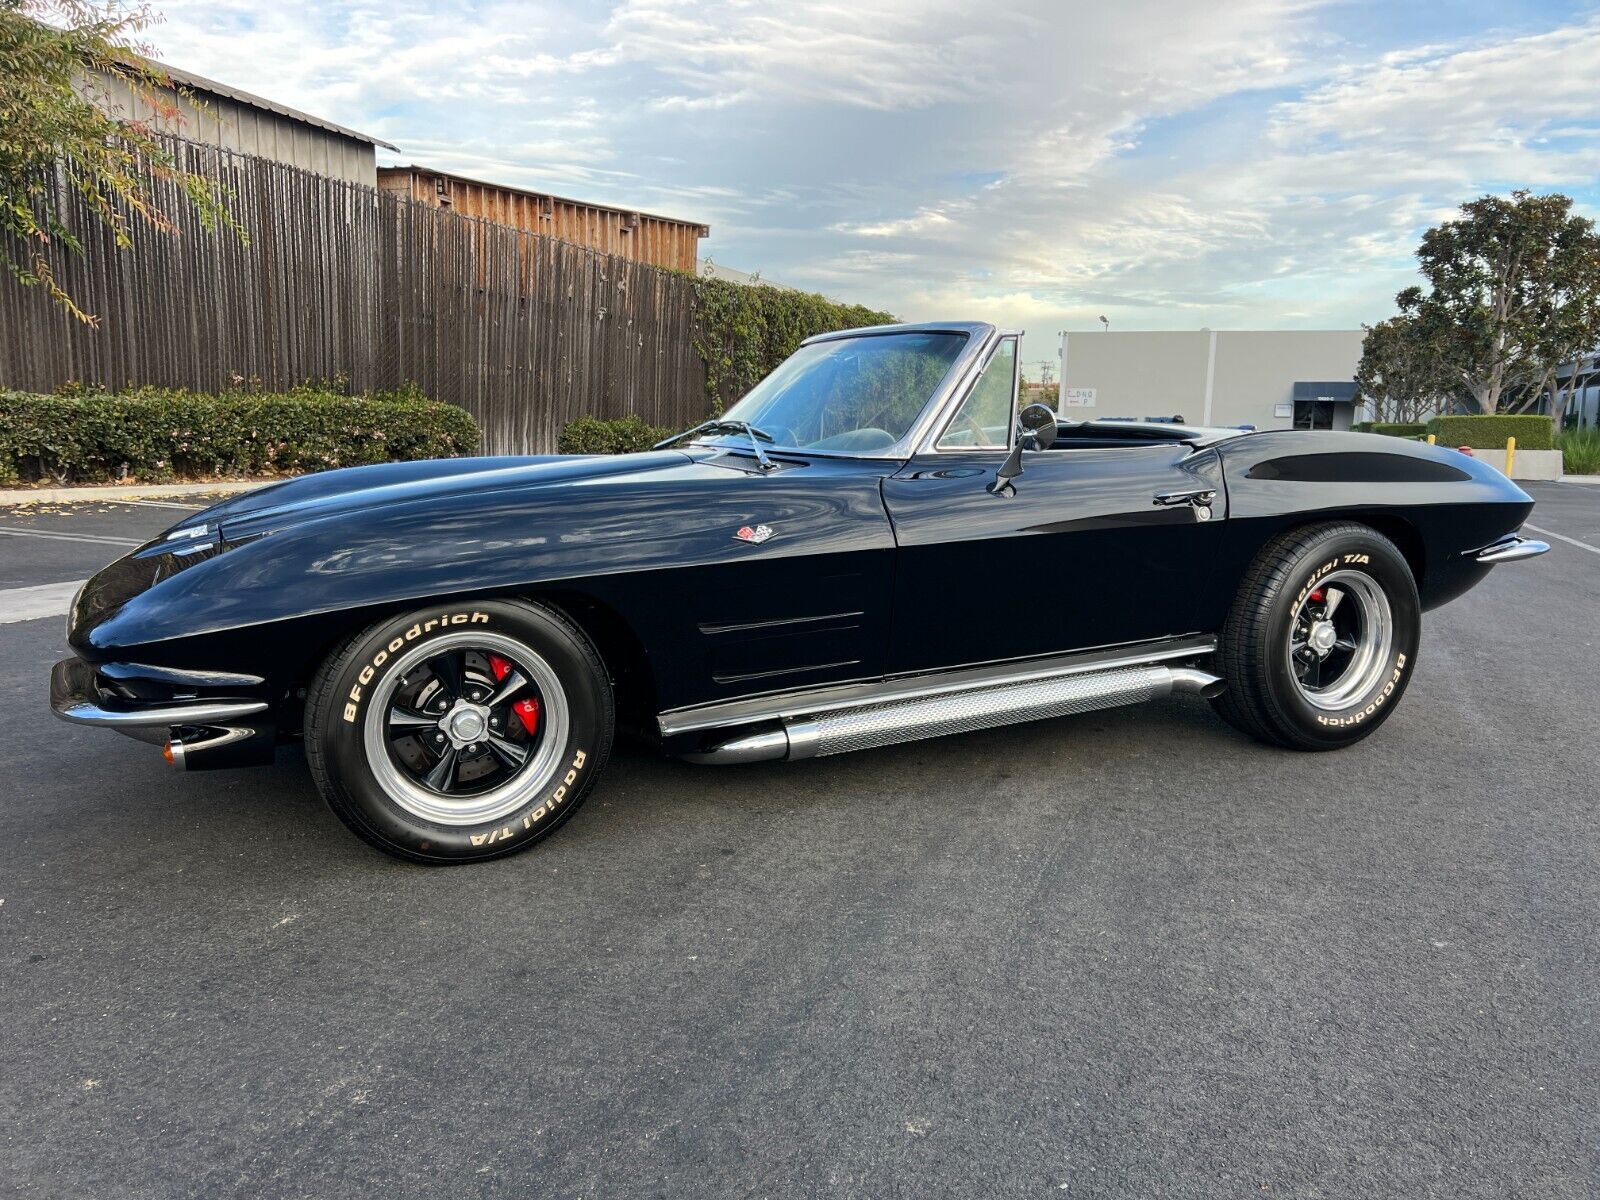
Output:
left=0, top=0, right=241, bottom=324
left=1404, top=191, right=1600, bottom=414
left=1354, top=312, right=1450, bottom=423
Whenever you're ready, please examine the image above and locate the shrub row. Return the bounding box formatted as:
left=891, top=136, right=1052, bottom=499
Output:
left=1426, top=413, right=1554, bottom=450
left=0, top=387, right=480, bottom=485
left=557, top=414, right=676, bottom=455
left=1558, top=427, right=1600, bottom=475
left=1356, top=421, right=1430, bottom=438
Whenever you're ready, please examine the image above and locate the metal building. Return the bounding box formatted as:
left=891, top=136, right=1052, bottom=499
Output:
left=1057, top=329, right=1366, bottom=430
left=377, top=166, right=709, bottom=273
left=88, top=61, right=397, bottom=185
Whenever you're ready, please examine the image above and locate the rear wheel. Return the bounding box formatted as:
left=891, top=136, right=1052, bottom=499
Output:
left=1211, top=522, right=1420, bottom=750
left=305, top=599, right=613, bottom=863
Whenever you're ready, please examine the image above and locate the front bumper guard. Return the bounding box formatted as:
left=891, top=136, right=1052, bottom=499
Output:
left=50, top=657, right=277, bottom=769
left=1473, top=533, right=1551, bottom=565
left=50, top=657, right=268, bottom=728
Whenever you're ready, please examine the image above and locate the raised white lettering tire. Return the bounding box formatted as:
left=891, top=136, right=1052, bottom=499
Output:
left=305, top=599, right=613, bottom=863
left=1211, top=522, right=1420, bottom=750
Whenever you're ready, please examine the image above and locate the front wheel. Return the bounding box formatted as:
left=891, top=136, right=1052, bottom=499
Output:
left=1211, top=522, right=1421, bottom=750
left=305, top=599, right=613, bottom=863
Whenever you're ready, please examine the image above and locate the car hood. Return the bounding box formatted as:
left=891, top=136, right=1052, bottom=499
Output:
left=168, top=452, right=695, bottom=542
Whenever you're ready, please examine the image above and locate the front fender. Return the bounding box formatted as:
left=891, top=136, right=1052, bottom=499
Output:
left=70, top=454, right=901, bottom=711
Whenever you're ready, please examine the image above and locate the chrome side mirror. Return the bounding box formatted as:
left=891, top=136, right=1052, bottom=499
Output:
left=1019, top=402, right=1057, bottom=451
left=989, top=403, right=1060, bottom=495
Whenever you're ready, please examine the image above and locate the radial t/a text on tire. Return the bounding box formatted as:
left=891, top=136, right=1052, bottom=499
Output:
left=305, top=598, right=613, bottom=863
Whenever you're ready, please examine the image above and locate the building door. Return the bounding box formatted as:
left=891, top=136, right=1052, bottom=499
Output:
left=1293, top=400, right=1335, bottom=429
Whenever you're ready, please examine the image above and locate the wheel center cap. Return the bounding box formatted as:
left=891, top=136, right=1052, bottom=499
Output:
left=1309, top=620, right=1338, bottom=655
left=445, top=705, right=488, bottom=744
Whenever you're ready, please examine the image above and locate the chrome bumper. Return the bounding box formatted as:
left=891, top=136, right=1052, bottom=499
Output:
left=1473, top=534, right=1551, bottom=565
left=50, top=657, right=268, bottom=729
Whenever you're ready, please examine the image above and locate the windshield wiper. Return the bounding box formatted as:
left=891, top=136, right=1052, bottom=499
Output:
left=653, top=419, right=778, bottom=472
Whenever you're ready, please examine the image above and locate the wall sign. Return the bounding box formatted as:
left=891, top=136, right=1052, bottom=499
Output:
left=1061, top=387, right=1097, bottom=408
left=1273, top=402, right=1293, bottom=418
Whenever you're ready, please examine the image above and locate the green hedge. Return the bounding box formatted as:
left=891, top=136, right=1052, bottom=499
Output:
left=1426, top=413, right=1554, bottom=450
left=557, top=414, right=675, bottom=455
left=0, top=387, right=480, bottom=485
left=691, top=276, right=894, bottom=412
left=1367, top=422, right=1429, bottom=438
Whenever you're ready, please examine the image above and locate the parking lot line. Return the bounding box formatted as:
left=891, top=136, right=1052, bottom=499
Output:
left=0, top=526, right=142, bottom=547
left=1524, top=522, right=1600, bottom=557
left=0, top=579, right=85, bottom=624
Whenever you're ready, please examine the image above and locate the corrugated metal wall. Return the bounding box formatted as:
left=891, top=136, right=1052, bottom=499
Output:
left=0, top=141, right=710, bottom=453
left=378, top=168, right=705, bottom=273
left=89, top=73, right=380, bottom=186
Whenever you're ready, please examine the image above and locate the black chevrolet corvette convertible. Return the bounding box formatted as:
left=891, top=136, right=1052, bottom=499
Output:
left=52, top=322, right=1548, bottom=862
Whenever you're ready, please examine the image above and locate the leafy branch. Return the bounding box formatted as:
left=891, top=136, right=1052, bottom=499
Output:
left=0, top=0, right=245, bottom=324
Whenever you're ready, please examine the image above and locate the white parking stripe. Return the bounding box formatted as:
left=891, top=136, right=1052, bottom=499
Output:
left=119, top=499, right=203, bottom=510
left=0, top=526, right=142, bottom=547
left=0, top=580, right=85, bottom=624
left=1524, top=523, right=1600, bottom=558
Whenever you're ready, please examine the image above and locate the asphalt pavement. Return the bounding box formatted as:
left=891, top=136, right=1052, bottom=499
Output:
left=1, top=487, right=1596, bottom=1198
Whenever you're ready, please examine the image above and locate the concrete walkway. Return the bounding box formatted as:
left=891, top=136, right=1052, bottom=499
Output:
left=0, top=479, right=272, bottom=506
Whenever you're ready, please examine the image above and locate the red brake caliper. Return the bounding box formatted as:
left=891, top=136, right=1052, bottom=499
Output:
left=488, top=654, right=541, bottom=737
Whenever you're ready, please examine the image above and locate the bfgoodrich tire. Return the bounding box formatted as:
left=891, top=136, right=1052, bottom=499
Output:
left=305, top=599, right=613, bottom=863
left=1211, top=522, right=1420, bottom=751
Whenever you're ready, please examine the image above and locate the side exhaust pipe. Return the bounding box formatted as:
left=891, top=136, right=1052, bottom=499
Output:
left=165, top=722, right=277, bottom=771
left=683, top=663, right=1225, bottom=765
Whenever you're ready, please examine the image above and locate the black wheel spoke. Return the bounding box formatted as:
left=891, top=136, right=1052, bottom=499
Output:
left=388, top=706, right=435, bottom=732
left=483, top=669, right=529, bottom=711
left=486, top=732, right=529, bottom=769
left=423, top=745, right=459, bottom=791
left=429, top=651, right=465, bottom=703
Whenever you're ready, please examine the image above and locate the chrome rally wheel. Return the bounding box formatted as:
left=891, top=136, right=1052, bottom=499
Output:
left=1212, top=522, right=1421, bottom=750
left=1285, top=570, right=1394, bottom=711
left=362, top=632, right=571, bottom=826
left=306, top=599, right=614, bottom=863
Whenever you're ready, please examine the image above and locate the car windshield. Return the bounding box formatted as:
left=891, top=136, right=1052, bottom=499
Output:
left=701, top=331, right=969, bottom=454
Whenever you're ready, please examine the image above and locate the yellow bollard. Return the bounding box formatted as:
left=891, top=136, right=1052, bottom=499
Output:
left=1505, top=436, right=1517, bottom=477
left=1426, top=434, right=1435, bottom=445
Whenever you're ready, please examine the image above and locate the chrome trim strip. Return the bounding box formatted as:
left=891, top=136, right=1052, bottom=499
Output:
left=657, top=634, right=1217, bottom=737
left=1473, top=534, right=1551, bottom=564
left=55, top=697, right=270, bottom=729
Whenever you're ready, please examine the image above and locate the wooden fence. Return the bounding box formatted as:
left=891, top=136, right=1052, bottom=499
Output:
left=0, top=140, right=709, bottom=453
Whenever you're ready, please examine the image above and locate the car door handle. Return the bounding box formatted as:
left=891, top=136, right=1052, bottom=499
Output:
left=1153, top=489, right=1216, bottom=508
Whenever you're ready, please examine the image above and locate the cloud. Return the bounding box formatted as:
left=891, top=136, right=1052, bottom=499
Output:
left=143, top=1, right=1600, bottom=358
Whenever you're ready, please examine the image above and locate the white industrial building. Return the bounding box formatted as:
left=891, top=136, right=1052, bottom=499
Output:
left=1057, top=329, right=1366, bottom=430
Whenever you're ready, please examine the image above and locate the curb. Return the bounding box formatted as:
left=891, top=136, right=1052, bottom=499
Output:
left=1557, top=474, right=1600, bottom=485
left=0, top=480, right=275, bottom=506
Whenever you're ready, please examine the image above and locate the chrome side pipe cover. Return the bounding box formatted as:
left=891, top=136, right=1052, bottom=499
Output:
left=682, top=662, right=1225, bottom=765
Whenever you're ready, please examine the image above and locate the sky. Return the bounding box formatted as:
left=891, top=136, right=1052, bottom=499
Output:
left=143, top=0, right=1600, bottom=365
